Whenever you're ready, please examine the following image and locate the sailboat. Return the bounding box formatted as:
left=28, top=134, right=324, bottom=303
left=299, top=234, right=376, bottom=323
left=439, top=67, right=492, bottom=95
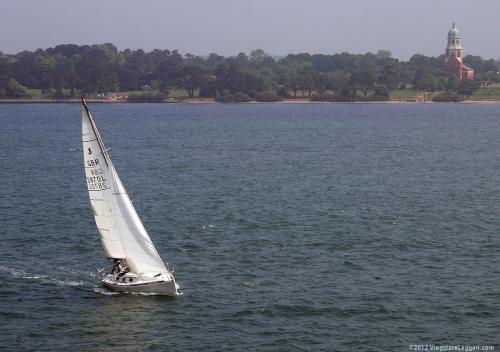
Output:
left=81, top=99, right=178, bottom=296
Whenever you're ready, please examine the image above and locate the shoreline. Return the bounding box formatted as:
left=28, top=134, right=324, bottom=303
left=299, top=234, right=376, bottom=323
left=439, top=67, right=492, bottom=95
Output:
left=1, top=98, right=500, bottom=104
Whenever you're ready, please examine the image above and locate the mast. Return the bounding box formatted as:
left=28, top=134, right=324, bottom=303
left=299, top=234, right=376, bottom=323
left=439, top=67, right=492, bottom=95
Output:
left=82, top=97, right=109, bottom=167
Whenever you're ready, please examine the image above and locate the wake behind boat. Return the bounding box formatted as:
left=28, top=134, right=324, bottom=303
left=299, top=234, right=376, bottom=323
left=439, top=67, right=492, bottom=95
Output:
left=81, top=99, right=178, bottom=296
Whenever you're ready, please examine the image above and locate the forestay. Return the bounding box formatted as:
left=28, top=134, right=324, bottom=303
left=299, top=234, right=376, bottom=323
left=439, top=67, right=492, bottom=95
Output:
left=82, top=105, right=169, bottom=275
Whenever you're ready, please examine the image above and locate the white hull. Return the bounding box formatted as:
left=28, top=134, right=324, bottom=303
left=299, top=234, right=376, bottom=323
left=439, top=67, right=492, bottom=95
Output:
left=102, top=274, right=178, bottom=296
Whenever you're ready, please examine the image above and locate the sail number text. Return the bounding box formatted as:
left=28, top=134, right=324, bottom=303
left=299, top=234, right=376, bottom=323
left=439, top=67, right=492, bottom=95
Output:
left=87, top=166, right=108, bottom=190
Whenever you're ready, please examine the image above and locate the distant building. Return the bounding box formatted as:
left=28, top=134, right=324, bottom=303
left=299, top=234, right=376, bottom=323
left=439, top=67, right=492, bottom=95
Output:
left=444, top=23, right=474, bottom=80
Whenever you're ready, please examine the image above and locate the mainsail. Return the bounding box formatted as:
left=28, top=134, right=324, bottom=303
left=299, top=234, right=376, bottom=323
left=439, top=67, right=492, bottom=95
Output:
left=82, top=103, right=169, bottom=275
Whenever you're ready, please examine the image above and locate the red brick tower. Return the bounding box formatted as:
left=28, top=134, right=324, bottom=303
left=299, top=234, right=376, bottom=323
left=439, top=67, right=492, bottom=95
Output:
left=444, top=23, right=474, bottom=80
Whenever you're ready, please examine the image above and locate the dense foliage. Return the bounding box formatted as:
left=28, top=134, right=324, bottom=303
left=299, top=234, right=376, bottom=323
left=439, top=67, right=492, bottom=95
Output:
left=0, top=44, right=498, bottom=101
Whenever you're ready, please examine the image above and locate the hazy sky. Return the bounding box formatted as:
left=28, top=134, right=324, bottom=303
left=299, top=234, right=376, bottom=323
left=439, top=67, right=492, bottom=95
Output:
left=1, top=0, right=499, bottom=60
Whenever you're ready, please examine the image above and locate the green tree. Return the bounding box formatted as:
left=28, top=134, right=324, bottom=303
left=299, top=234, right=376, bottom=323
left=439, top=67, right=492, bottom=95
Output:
left=7, top=78, right=29, bottom=97
left=351, top=64, right=379, bottom=97
left=413, top=65, right=438, bottom=92
left=214, top=59, right=246, bottom=95
left=76, top=44, right=119, bottom=94
left=376, top=49, right=392, bottom=59
left=0, top=55, right=11, bottom=89
left=378, top=60, right=401, bottom=90
left=199, top=78, right=217, bottom=98
left=52, top=56, right=78, bottom=95
left=322, top=71, right=350, bottom=93
left=275, top=63, right=301, bottom=97
left=372, top=84, right=390, bottom=100
left=446, top=75, right=459, bottom=90
left=463, top=55, right=485, bottom=72
left=457, top=80, right=480, bottom=98
left=205, top=53, right=225, bottom=70
left=150, top=51, right=183, bottom=93
left=179, top=64, right=208, bottom=98
left=298, top=65, right=318, bottom=97
left=12, top=51, right=42, bottom=88
left=117, top=65, right=142, bottom=91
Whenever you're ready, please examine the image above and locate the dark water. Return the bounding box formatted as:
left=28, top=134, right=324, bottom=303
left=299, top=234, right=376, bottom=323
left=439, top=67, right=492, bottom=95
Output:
left=1, top=103, right=499, bottom=351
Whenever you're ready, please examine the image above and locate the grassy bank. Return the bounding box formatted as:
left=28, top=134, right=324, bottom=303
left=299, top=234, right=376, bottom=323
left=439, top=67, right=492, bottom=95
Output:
left=2, top=87, right=500, bottom=104
left=467, top=84, right=500, bottom=101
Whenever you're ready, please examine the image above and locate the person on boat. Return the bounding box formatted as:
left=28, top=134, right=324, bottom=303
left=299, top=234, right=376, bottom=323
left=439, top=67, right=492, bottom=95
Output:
left=116, top=260, right=131, bottom=278
left=111, top=259, right=122, bottom=275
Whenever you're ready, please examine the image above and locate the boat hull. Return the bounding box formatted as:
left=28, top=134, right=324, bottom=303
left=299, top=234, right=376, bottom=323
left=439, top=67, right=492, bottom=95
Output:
left=102, top=275, right=178, bottom=296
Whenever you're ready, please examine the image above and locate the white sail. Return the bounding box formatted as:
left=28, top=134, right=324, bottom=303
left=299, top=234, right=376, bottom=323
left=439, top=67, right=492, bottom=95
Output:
left=82, top=106, right=169, bottom=275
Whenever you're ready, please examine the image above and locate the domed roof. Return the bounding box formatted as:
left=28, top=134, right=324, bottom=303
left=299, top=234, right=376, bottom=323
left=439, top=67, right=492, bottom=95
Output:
left=448, top=23, right=460, bottom=38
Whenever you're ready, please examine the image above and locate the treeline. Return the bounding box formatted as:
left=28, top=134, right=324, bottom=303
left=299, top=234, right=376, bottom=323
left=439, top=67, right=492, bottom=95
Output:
left=0, top=43, right=499, bottom=102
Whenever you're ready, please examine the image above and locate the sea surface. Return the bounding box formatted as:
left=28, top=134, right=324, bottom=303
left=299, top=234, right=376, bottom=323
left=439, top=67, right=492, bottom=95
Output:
left=0, top=103, right=499, bottom=351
